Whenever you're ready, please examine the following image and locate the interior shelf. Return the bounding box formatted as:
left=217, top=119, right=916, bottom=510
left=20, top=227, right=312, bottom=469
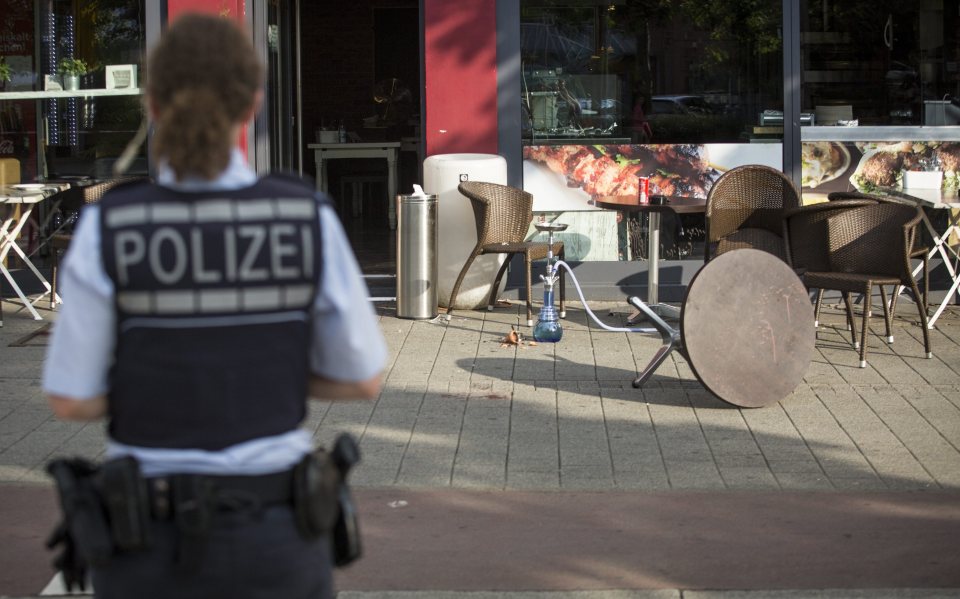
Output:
left=0, top=88, right=142, bottom=101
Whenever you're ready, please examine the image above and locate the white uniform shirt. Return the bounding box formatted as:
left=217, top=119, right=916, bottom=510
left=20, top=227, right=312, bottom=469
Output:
left=42, top=151, right=387, bottom=476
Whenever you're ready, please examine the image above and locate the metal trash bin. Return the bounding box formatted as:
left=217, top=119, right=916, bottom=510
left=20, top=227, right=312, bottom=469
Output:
left=396, top=192, right=438, bottom=319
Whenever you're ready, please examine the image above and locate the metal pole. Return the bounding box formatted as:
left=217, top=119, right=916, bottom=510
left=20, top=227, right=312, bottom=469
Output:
left=782, top=0, right=802, bottom=189
left=648, top=212, right=661, bottom=306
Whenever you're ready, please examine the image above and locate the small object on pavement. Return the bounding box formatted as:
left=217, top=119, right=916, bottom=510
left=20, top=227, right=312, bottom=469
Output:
left=501, top=327, right=522, bottom=347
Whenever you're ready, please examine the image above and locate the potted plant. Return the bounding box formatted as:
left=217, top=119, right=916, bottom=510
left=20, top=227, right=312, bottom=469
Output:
left=0, top=57, right=11, bottom=91
left=58, top=58, right=88, bottom=91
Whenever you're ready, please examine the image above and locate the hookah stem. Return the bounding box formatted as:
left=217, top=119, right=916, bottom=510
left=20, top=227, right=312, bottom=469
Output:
left=546, top=230, right=555, bottom=278
left=551, top=260, right=656, bottom=334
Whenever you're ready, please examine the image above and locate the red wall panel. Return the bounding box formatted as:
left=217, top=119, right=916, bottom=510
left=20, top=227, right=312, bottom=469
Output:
left=165, top=0, right=248, bottom=152
left=167, top=0, right=245, bottom=19
left=423, top=0, right=498, bottom=157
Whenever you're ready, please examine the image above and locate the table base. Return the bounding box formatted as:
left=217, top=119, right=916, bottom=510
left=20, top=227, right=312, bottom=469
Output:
left=909, top=206, right=959, bottom=329
left=626, top=296, right=682, bottom=387
left=627, top=302, right=680, bottom=324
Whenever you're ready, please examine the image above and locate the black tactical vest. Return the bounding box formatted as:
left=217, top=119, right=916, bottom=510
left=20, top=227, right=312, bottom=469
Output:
left=99, top=175, right=324, bottom=450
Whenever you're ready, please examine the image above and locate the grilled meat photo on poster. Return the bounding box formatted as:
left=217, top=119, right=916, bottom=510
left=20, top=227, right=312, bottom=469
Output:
left=851, top=141, right=960, bottom=191
left=523, top=144, right=722, bottom=200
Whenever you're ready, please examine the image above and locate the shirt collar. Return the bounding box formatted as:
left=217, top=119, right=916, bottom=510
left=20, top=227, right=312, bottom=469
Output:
left=156, top=148, right=258, bottom=192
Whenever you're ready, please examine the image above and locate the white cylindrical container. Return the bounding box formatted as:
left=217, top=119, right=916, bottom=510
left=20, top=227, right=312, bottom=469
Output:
left=423, top=153, right=507, bottom=309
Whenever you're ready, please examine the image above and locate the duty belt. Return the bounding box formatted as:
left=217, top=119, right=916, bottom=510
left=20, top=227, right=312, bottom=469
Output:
left=147, top=469, right=295, bottom=521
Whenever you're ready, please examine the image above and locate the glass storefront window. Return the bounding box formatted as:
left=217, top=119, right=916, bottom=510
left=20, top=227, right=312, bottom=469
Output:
left=798, top=0, right=960, bottom=225
left=0, top=0, right=147, bottom=182
left=520, top=0, right=783, bottom=263
left=520, top=0, right=784, bottom=146
left=801, top=0, right=960, bottom=127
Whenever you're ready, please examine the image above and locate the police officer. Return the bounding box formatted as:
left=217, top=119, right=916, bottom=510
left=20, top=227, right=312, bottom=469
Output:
left=42, top=13, right=386, bottom=599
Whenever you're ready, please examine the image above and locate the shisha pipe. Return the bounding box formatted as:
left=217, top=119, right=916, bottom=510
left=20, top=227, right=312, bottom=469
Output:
left=532, top=221, right=665, bottom=343
left=531, top=221, right=567, bottom=342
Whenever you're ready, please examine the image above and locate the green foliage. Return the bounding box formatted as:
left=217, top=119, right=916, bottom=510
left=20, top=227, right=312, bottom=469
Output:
left=0, top=57, right=10, bottom=83
left=80, top=0, right=143, bottom=48
left=58, top=58, right=89, bottom=76
left=677, top=0, right=782, bottom=64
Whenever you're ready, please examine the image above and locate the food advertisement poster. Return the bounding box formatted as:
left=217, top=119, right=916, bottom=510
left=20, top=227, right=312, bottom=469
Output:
left=522, top=141, right=960, bottom=212
left=802, top=141, right=959, bottom=196
left=523, top=143, right=780, bottom=212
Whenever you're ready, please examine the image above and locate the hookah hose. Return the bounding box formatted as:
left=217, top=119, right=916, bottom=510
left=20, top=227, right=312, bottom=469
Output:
left=552, top=260, right=657, bottom=335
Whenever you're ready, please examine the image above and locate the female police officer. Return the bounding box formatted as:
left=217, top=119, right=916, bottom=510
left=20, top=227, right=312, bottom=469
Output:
left=42, top=13, right=386, bottom=599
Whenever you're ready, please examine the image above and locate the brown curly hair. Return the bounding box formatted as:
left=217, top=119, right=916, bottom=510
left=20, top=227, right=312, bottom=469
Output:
left=147, top=13, right=264, bottom=180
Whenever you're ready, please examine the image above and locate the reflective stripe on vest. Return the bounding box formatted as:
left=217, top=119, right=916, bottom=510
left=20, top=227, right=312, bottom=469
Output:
left=99, top=177, right=324, bottom=450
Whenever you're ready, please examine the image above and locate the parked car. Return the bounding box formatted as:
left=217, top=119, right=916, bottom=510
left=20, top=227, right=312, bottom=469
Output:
left=646, top=94, right=741, bottom=143
left=650, top=95, right=716, bottom=115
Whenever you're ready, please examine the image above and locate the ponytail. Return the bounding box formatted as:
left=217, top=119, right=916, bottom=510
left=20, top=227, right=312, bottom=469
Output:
left=146, top=14, right=263, bottom=181
left=153, top=88, right=233, bottom=180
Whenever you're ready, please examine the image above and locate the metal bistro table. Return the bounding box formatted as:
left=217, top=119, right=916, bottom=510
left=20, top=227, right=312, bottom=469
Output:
left=566, top=245, right=814, bottom=407
left=593, top=194, right=706, bottom=320
left=1, top=184, right=67, bottom=320
left=875, top=187, right=960, bottom=329
left=308, top=142, right=400, bottom=229
left=590, top=196, right=816, bottom=407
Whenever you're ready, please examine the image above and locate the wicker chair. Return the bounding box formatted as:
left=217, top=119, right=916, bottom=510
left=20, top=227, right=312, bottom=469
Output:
left=801, top=202, right=931, bottom=367
left=825, top=190, right=930, bottom=323
left=447, top=181, right=564, bottom=326
left=704, top=164, right=802, bottom=263
left=50, top=177, right=147, bottom=308
left=784, top=199, right=880, bottom=327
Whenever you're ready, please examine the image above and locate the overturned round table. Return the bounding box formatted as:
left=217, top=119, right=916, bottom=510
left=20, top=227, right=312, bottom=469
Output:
left=680, top=249, right=815, bottom=408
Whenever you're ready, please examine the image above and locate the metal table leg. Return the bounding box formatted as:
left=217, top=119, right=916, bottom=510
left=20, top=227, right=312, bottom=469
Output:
left=628, top=211, right=680, bottom=323
left=627, top=295, right=681, bottom=387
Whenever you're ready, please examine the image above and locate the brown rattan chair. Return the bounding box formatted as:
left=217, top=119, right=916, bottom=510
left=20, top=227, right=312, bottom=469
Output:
left=801, top=202, right=931, bottom=367
left=50, top=177, right=147, bottom=308
left=784, top=199, right=881, bottom=328
left=447, top=181, right=564, bottom=326
left=705, top=164, right=802, bottom=263
left=825, top=190, right=930, bottom=323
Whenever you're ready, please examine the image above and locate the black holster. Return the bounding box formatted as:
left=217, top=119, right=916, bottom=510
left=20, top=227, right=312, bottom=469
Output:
left=46, top=456, right=156, bottom=577
left=45, top=458, right=113, bottom=592
left=292, top=433, right=363, bottom=567
left=171, top=474, right=214, bottom=573
left=98, top=456, right=153, bottom=552
left=292, top=447, right=340, bottom=538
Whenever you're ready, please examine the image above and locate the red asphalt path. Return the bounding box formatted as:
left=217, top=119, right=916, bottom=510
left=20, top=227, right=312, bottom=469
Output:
left=3, top=485, right=960, bottom=596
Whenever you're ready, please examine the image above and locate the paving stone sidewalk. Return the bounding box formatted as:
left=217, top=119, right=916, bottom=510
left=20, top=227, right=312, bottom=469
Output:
left=2, top=298, right=958, bottom=493
left=2, top=297, right=960, bottom=598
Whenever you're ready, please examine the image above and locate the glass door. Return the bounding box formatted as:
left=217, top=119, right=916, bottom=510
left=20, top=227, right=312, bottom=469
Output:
left=297, top=1, right=421, bottom=279
left=254, top=0, right=300, bottom=174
